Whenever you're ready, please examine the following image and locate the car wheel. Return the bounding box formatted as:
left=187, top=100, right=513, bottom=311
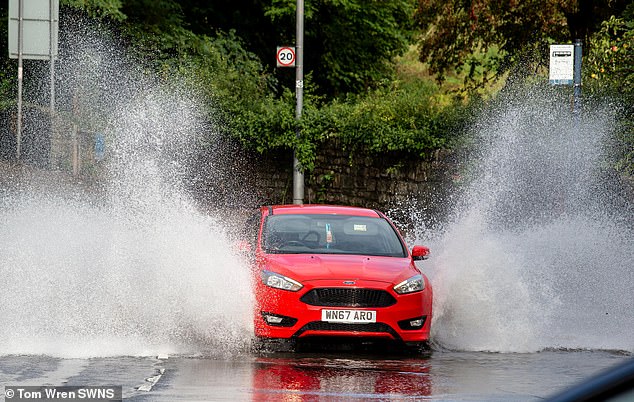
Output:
left=403, top=341, right=432, bottom=355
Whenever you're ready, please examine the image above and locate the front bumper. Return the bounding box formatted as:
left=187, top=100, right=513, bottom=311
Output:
left=254, top=279, right=432, bottom=342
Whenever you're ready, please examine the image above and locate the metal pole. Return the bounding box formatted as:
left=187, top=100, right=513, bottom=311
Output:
left=72, top=92, right=79, bottom=176
left=49, top=0, right=55, bottom=168
left=292, top=0, right=305, bottom=205
left=16, top=0, right=24, bottom=160
left=573, top=39, right=582, bottom=116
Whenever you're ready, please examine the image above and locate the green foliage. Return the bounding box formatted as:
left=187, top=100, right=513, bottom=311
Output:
left=0, top=68, right=13, bottom=110
left=584, top=5, right=634, bottom=175
left=0, top=4, right=13, bottom=110
left=230, top=79, right=469, bottom=172
left=304, top=81, right=451, bottom=153
left=416, top=0, right=568, bottom=87
left=117, top=0, right=196, bottom=60
left=150, top=35, right=291, bottom=171
left=415, top=0, right=630, bottom=90
left=585, top=10, right=634, bottom=99
left=58, top=0, right=468, bottom=172
left=264, top=0, right=416, bottom=95
left=61, top=0, right=126, bottom=21
left=0, top=0, right=472, bottom=174
left=231, top=88, right=299, bottom=153
left=313, top=0, right=416, bottom=95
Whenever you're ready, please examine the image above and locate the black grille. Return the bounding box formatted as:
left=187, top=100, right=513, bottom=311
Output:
left=300, top=288, right=396, bottom=307
left=298, top=321, right=394, bottom=334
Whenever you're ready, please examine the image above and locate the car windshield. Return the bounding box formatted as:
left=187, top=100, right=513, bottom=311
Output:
left=262, top=214, right=407, bottom=257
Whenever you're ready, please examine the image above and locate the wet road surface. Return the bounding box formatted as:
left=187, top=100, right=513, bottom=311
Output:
left=1, top=349, right=631, bottom=401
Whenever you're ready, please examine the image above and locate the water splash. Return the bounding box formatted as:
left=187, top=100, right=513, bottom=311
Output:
left=0, top=23, right=253, bottom=358
left=420, top=86, right=634, bottom=353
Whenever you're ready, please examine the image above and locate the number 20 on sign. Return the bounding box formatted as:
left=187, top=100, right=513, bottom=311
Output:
left=276, top=46, right=296, bottom=67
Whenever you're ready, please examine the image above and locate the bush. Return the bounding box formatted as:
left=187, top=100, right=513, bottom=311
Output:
left=584, top=5, right=634, bottom=175
left=228, top=79, right=471, bottom=172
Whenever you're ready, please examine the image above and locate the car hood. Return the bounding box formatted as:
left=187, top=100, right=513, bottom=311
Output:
left=259, top=253, right=418, bottom=284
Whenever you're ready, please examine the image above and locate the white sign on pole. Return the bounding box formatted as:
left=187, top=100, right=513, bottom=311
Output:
left=8, top=0, right=59, bottom=60
left=276, top=46, right=296, bottom=67
left=549, top=44, right=574, bottom=85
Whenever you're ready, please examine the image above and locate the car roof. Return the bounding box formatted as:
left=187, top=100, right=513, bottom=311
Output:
left=265, top=204, right=382, bottom=218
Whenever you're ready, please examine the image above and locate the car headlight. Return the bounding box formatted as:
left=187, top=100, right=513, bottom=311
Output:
left=393, top=274, right=424, bottom=294
left=261, top=271, right=303, bottom=292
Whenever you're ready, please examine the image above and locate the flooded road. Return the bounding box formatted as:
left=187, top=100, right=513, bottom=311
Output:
left=1, top=350, right=631, bottom=401
left=1, top=26, right=633, bottom=402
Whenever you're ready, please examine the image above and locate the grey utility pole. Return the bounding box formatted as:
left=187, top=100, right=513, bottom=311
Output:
left=292, top=0, right=305, bottom=205
left=16, top=0, right=24, bottom=160
left=573, top=39, right=582, bottom=115
left=49, top=0, right=56, bottom=155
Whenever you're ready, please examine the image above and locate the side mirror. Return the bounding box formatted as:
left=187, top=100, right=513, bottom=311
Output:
left=411, top=245, right=430, bottom=261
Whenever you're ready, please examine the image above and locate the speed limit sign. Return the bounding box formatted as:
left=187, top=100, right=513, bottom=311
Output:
left=276, top=46, right=296, bottom=67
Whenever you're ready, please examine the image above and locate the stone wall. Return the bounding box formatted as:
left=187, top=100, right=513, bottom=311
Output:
left=194, top=138, right=461, bottom=226
left=306, top=143, right=458, bottom=211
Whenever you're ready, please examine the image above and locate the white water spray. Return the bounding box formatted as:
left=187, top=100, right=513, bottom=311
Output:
left=423, top=88, right=634, bottom=353
left=0, top=24, right=252, bottom=358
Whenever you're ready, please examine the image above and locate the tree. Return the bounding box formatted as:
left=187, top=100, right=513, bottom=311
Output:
left=174, top=0, right=417, bottom=96
left=62, top=0, right=126, bottom=21
left=55, top=0, right=417, bottom=96
left=266, top=0, right=417, bottom=96
left=415, top=0, right=631, bottom=88
left=585, top=4, right=634, bottom=100
left=584, top=4, right=634, bottom=175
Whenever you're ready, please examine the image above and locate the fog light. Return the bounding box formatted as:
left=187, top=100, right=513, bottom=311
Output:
left=264, top=315, right=284, bottom=324
left=398, top=316, right=427, bottom=330
left=261, top=312, right=298, bottom=327
left=409, top=319, right=423, bottom=328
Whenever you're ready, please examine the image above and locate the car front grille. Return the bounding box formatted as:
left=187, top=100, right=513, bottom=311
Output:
left=299, top=321, right=392, bottom=333
left=300, top=288, right=396, bottom=307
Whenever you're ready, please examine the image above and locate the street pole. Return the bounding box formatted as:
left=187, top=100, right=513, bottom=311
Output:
left=49, top=0, right=55, bottom=168
left=16, top=0, right=23, bottom=160
left=292, top=0, right=305, bottom=205
left=573, top=39, right=582, bottom=116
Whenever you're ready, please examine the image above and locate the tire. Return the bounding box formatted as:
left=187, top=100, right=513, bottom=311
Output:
left=403, top=341, right=432, bottom=355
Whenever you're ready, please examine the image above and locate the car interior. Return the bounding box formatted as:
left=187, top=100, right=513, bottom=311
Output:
left=263, top=214, right=406, bottom=257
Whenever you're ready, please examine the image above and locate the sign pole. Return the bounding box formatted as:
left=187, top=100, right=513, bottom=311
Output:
left=8, top=0, right=59, bottom=163
left=292, top=0, right=305, bottom=205
left=49, top=0, right=55, bottom=167
left=16, top=0, right=23, bottom=160
left=573, top=39, right=582, bottom=116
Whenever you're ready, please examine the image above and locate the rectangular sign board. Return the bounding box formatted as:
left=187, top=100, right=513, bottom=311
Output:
left=549, top=44, right=574, bottom=85
left=9, top=0, right=59, bottom=60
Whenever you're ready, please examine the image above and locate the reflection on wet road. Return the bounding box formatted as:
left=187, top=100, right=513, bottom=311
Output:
left=1, top=350, right=631, bottom=401
left=251, top=355, right=432, bottom=400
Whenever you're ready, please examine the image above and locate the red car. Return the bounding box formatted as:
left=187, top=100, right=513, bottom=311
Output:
left=249, top=204, right=433, bottom=350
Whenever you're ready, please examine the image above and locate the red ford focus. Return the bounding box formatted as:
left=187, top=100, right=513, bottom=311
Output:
left=249, top=204, right=433, bottom=350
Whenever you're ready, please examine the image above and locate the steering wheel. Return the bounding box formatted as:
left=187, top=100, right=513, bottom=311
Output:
left=301, top=231, right=321, bottom=243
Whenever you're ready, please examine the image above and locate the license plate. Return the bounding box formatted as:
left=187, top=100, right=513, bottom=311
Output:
left=321, top=309, right=376, bottom=324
